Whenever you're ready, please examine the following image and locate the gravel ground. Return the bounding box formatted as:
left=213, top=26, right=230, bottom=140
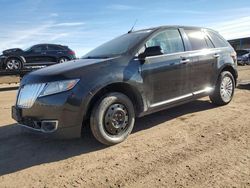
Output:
left=0, top=66, right=249, bottom=188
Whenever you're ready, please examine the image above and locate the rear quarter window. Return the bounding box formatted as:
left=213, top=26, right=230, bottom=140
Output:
left=48, top=45, right=65, bottom=51
left=207, top=31, right=229, bottom=48
left=184, top=29, right=208, bottom=51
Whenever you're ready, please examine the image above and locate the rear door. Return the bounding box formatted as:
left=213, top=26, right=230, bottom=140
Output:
left=183, top=28, right=218, bottom=93
left=46, top=45, right=64, bottom=64
left=140, top=28, right=193, bottom=106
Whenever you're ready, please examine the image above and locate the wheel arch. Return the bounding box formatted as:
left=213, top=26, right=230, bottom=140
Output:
left=85, top=82, right=146, bottom=121
left=3, top=56, right=24, bottom=69
left=219, top=65, right=238, bottom=86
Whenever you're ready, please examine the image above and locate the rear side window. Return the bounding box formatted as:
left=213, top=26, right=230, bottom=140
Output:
left=146, top=29, right=184, bottom=54
left=185, top=29, right=208, bottom=51
left=207, top=31, right=228, bottom=48
left=48, top=45, right=64, bottom=51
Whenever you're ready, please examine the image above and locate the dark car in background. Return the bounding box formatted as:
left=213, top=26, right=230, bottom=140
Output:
left=0, top=44, right=76, bottom=70
left=12, top=25, right=237, bottom=145
left=236, top=49, right=250, bottom=65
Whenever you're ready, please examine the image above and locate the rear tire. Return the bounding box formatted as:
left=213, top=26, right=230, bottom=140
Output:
left=58, top=57, right=69, bottom=63
left=209, top=71, right=235, bottom=106
left=90, top=92, right=135, bottom=145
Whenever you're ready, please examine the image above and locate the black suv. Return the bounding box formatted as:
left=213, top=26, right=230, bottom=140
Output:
left=12, top=26, right=238, bottom=145
left=0, top=44, right=76, bottom=70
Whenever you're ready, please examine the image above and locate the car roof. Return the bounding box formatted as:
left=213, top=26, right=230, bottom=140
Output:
left=33, top=44, right=67, bottom=47
left=133, top=25, right=217, bottom=33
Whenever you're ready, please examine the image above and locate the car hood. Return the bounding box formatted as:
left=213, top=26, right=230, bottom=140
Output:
left=2, top=48, right=23, bottom=55
left=21, top=57, right=120, bottom=85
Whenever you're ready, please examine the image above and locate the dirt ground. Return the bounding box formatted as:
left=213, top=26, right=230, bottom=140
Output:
left=0, top=67, right=249, bottom=188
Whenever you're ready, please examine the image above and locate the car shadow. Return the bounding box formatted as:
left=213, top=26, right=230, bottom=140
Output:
left=0, top=99, right=216, bottom=176
left=237, top=83, right=250, bottom=90
left=133, top=99, right=216, bottom=133
left=0, top=86, right=19, bottom=92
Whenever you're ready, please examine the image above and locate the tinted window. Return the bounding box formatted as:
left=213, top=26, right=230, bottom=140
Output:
left=146, top=29, right=184, bottom=54
left=48, top=45, right=64, bottom=51
left=208, top=31, right=228, bottom=48
left=32, top=45, right=47, bottom=53
left=185, top=29, right=208, bottom=50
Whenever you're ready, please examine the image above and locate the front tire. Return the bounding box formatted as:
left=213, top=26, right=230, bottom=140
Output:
left=5, top=58, right=22, bottom=70
left=209, top=71, right=235, bottom=106
left=90, top=92, right=135, bottom=145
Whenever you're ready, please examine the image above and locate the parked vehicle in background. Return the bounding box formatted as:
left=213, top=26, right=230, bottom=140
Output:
left=0, top=44, right=76, bottom=70
left=236, top=49, right=250, bottom=65
left=12, top=25, right=237, bottom=145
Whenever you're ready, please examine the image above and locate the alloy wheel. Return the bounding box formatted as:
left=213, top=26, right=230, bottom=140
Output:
left=6, top=59, right=21, bottom=70
left=220, top=76, right=233, bottom=103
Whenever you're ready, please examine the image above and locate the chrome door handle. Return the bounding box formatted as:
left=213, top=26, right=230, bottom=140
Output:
left=214, top=54, right=220, bottom=58
left=180, top=58, right=191, bottom=64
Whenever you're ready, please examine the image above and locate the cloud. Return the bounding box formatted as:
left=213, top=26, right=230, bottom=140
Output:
left=54, top=22, right=85, bottom=27
left=50, top=13, right=59, bottom=17
left=209, top=16, right=250, bottom=40
left=0, top=21, right=86, bottom=55
left=106, top=4, right=140, bottom=11
left=150, top=9, right=207, bottom=15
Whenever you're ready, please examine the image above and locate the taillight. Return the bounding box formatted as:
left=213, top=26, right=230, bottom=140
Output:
left=68, top=50, right=75, bottom=55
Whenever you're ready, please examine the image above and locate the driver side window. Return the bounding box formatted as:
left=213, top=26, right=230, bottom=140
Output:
left=32, top=45, right=47, bottom=53
left=146, top=29, right=184, bottom=54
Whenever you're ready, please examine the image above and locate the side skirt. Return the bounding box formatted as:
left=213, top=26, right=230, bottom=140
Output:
left=138, top=87, right=214, bottom=117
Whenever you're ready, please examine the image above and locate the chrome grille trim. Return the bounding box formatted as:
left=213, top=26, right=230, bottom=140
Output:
left=17, top=83, right=46, bottom=108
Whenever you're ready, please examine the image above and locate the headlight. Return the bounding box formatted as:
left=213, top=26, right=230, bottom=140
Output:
left=39, top=79, right=79, bottom=97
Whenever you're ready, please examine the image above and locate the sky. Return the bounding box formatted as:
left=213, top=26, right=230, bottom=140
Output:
left=0, top=0, right=250, bottom=57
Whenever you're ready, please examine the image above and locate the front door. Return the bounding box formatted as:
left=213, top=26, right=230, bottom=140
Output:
left=140, top=28, right=192, bottom=107
left=24, top=45, right=48, bottom=64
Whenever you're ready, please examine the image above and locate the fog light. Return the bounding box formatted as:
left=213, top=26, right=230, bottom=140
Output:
left=41, top=120, right=58, bottom=133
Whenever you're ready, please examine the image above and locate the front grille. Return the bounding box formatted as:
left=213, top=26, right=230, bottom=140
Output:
left=17, top=83, right=46, bottom=108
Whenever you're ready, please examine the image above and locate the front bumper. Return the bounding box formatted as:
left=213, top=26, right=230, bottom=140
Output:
left=12, top=88, right=85, bottom=138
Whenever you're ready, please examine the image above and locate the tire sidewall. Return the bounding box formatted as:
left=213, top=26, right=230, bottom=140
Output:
left=90, top=92, right=135, bottom=145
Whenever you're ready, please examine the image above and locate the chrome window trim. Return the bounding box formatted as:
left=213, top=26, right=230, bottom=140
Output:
left=134, top=46, right=229, bottom=60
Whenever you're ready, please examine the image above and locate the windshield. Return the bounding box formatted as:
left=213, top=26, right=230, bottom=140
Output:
left=82, top=30, right=152, bottom=58
left=24, top=46, right=32, bottom=52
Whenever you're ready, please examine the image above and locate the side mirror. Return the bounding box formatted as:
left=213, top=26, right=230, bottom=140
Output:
left=138, top=46, right=163, bottom=61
